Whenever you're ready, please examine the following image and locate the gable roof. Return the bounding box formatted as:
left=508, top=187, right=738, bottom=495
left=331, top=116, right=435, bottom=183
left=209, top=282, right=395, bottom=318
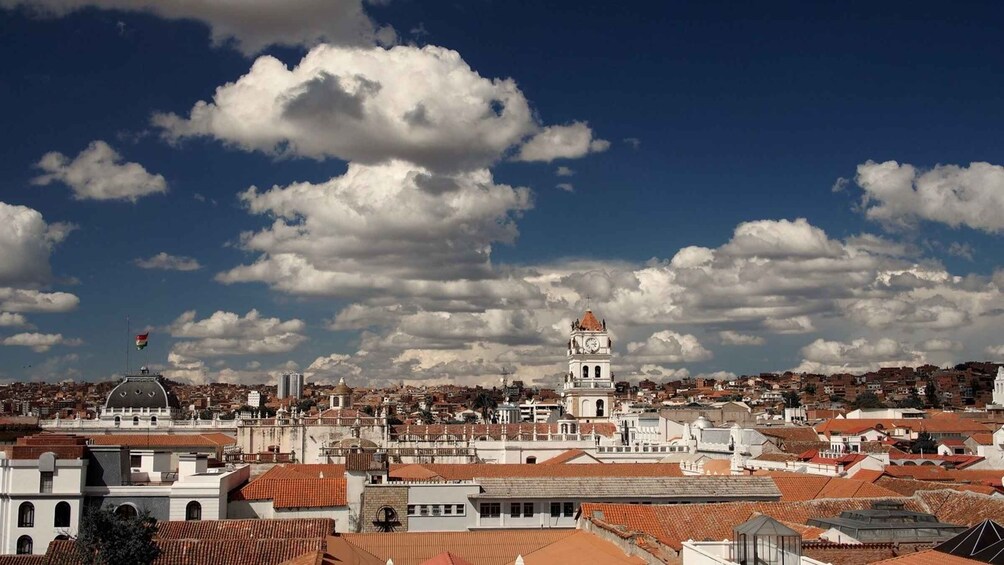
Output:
left=767, top=473, right=900, bottom=501
left=85, top=433, right=236, bottom=449
left=388, top=462, right=683, bottom=480
left=540, top=449, right=599, bottom=464
left=337, top=530, right=574, bottom=565
left=231, top=465, right=348, bottom=508
left=157, top=518, right=336, bottom=540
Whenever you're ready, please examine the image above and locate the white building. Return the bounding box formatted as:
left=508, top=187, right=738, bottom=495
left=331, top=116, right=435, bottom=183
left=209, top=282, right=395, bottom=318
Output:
left=519, top=400, right=562, bottom=423
left=562, top=309, right=615, bottom=421
left=248, top=390, right=262, bottom=408
left=278, top=371, right=305, bottom=400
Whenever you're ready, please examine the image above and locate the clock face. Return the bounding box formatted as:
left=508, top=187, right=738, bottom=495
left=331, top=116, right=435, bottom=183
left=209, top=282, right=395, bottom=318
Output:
left=585, top=337, right=599, bottom=352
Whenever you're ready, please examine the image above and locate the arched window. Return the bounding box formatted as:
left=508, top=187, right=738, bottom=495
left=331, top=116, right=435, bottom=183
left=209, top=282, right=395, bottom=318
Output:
left=185, top=501, right=202, bottom=521
left=581, top=366, right=589, bottom=379
left=595, top=366, right=601, bottom=379
left=132, top=416, right=139, bottom=426
left=16, top=536, right=32, bottom=555
left=596, top=399, right=605, bottom=417
left=114, top=416, right=121, bottom=427
left=150, top=415, right=158, bottom=426
left=17, top=502, right=34, bottom=527
left=54, top=501, right=71, bottom=528
left=115, top=504, right=137, bottom=519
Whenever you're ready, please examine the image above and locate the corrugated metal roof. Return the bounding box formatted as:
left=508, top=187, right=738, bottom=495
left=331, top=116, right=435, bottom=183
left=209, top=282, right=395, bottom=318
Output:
left=472, top=475, right=781, bottom=499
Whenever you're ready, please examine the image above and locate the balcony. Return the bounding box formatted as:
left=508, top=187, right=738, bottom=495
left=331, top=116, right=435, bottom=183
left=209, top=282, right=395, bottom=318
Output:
left=564, top=381, right=614, bottom=389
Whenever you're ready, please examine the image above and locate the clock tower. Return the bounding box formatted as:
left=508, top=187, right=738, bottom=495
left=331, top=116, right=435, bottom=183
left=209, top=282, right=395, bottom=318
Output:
left=562, top=309, right=616, bottom=421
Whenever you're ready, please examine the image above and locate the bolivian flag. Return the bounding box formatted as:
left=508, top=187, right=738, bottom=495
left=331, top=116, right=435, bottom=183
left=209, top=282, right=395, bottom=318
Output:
left=136, top=333, right=149, bottom=350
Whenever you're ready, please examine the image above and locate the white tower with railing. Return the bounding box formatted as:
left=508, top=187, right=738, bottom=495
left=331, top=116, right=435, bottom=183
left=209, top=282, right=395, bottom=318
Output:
left=562, top=309, right=615, bottom=421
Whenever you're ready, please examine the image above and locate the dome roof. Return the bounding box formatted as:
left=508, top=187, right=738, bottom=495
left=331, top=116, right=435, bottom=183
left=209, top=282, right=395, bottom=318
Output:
left=105, top=375, right=180, bottom=411
left=333, top=377, right=353, bottom=395
left=337, top=437, right=378, bottom=448
left=693, top=415, right=711, bottom=429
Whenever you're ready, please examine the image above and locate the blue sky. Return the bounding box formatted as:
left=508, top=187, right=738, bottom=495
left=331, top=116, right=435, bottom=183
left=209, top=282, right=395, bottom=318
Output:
left=1, top=1, right=1003, bottom=386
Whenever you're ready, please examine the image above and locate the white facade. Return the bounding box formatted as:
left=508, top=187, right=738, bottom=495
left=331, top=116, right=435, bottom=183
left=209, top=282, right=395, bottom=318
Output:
left=519, top=401, right=562, bottom=423
left=562, top=310, right=615, bottom=420
left=0, top=453, right=86, bottom=555
left=248, top=390, right=262, bottom=408
left=994, top=367, right=1004, bottom=406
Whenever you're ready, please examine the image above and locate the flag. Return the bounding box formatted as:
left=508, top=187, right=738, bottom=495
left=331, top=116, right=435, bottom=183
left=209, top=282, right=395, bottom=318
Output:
left=135, top=333, right=149, bottom=350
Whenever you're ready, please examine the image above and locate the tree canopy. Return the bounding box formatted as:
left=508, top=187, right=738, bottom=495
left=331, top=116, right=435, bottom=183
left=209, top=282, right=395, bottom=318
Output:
left=71, top=505, right=159, bottom=565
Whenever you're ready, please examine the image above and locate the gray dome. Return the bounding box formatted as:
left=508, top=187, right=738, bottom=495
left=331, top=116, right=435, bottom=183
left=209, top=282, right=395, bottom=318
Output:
left=105, top=375, right=180, bottom=410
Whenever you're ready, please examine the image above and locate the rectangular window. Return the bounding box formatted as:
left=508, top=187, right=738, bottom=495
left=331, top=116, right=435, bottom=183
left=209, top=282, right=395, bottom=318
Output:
left=130, top=455, right=142, bottom=468
left=563, top=502, right=574, bottom=517
left=523, top=502, right=534, bottom=517
left=480, top=503, right=500, bottom=518
left=456, top=504, right=465, bottom=516
left=407, top=505, right=417, bottom=516
left=511, top=502, right=521, bottom=517
left=550, top=502, right=561, bottom=517
left=420, top=505, right=429, bottom=516
left=444, top=505, right=453, bottom=515
left=40, top=471, right=53, bottom=493
left=432, top=505, right=441, bottom=516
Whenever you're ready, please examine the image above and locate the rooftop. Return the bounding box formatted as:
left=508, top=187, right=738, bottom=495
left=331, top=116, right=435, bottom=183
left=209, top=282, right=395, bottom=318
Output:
left=472, top=475, right=781, bottom=500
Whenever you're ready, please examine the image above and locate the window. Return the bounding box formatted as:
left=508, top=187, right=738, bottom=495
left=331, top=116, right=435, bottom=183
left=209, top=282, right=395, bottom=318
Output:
left=444, top=505, right=453, bottom=515
left=511, top=502, right=521, bottom=517
left=432, top=505, right=442, bottom=516
left=595, top=366, right=601, bottom=379
left=150, top=416, right=158, bottom=426
left=563, top=502, right=574, bottom=517
left=550, top=502, right=561, bottom=517
left=523, top=503, right=534, bottom=517
left=130, top=455, right=142, bottom=468
left=54, top=502, right=71, bottom=528
left=582, top=366, right=589, bottom=379
left=116, top=504, right=137, bottom=519
left=596, top=399, right=605, bottom=417
left=420, top=505, right=429, bottom=516
left=133, top=416, right=139, bottom=426
left=407, top=505, right=416, bottom=516
left=16, top=536, right=32, bottom=555
left=18, top=502, right=34, bottom=527
left=526, top=456, right=537, bottom=464
left=455, top=504, right=465, bottom=516
left=40, top=472, right=53, bottom=493
left=185, top=501, right=201, bottom=521
left=480, top=502, right=501, bottom=518
left=114, top=416, right=121, bottom=427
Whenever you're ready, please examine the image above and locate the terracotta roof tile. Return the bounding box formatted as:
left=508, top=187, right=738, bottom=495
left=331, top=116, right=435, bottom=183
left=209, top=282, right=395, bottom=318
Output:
left=388, top=462, right=682, bottom=480
left=876, top=476, right=999, bottom=496
left=420, top=552, right=475, bottom=565
left=578, top=310, right=604, bottom=331
left=393, top=422, right=618, bottom=440
left=232, top=465, right=347, bottom=508
left=540, top=449, right=592, bottom=464
left=86, top=433, right=235, bottom=448
left=157, top=518, right=336, bottom=540
left=870, top=549, right=982, bottom=565
left=339, top=530, right=577, bottom=565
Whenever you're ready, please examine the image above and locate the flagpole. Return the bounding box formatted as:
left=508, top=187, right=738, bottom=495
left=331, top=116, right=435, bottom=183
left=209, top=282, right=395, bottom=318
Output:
left=126, top=316, right=130, bottom=376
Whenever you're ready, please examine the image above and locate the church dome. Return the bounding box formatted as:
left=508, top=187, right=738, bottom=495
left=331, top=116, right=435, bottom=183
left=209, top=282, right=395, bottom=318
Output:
left=333, top=377, right=353, bottom=395
left=693, top=416, right=711, bottom=430
left=105, top=374, right=180, bottom=411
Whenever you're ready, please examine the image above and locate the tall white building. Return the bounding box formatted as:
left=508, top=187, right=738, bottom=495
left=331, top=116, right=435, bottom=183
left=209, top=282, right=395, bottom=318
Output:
left=277, top=372, right=304, bottom=400
left=247, top=390, right=262, bottom=408
left=562, top=310, right=615, bottom=421
left=993, top=366, right=1004, bottom=406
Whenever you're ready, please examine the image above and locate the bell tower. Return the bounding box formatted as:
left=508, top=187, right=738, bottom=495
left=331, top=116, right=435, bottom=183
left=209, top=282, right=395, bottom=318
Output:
left=563, top=309, right=615, bottom=421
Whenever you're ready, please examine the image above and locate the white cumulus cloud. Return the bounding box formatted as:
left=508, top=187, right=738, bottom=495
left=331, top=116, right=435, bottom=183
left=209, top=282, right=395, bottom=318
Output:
left=32, top=140, right=167, bottom=202
left=2, top=332, right=76, bottom=353
left=168, top=309, right=307, bottom=358
left=792, top=338, right=927, bottom=375
left=135, top=252, right=202, bottom=271
left=855, top=160, right=1004, bottom=233
left=1, top=0, right=394, bottom=55
left=719, top=330, right=765, bottom=346
left=515, top=122, right=610, bottom=163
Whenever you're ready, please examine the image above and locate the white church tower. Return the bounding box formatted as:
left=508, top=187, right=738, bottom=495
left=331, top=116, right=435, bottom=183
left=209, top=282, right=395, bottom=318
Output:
left=993, top=366, right=1004, bottom=406
left=562, top=309, right=616, bottom=421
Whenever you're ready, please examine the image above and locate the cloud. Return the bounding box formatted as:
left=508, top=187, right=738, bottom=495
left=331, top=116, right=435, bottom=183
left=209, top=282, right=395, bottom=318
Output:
left=556, top=166, right=574, bottom=177
left=919, top=338, right=963, bottom=352
left=0, top=202, right=74, bottom=287
left=135, top=252, right=202, bottom=271
left=986, top=345, right=1004, bottom=359
left=215, top=161, right=533, bottom=299
left=719, top=330, right=765, bottom=346
left=168, top=309, right=307, bottom=358
left=2, top=332, right=77, bottom=352
left=0, top=289, right=79, bottom=313
left=515, top=122, right=610, bottom=163
left=623, top=137, right=640, bottom=149
left=1, top=0, right=395, bottom=55
left=556, top=183, right=574, bottom=192
left=792, top=338, right=927, bottom=375
left=0, top=312, right=27, bottom=327
left=625, top=330, right=712, bottom=364
left=947, top=242, right=974, bottom=261
left=32, top=140, right=167, bottom=202
left=855, top=160, right=1004, bottom=233
left=154, top=44, right=541, bottom=172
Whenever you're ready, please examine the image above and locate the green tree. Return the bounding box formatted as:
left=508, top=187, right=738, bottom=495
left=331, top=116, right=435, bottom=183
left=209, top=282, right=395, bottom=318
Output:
left=419, top=409, right=435, bottom=424
left=896, top=389, right=925, bottom=409
left=72, top=506, right=159, bottom=565
left=911, top=431, right=938, bottom=454
left=473, top=391, right=497, bottom=421
left=851, top=391, right=885, bottom=409
left=803, top=384, right=817, bottom=395
left=925, top=381, right=940, bottom=408
left=781, top=390, right=801, bottom=408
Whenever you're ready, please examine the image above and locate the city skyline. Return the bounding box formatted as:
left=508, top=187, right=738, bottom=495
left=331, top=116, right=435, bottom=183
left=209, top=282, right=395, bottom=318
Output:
left=1, top=2, right=1004, bottom=386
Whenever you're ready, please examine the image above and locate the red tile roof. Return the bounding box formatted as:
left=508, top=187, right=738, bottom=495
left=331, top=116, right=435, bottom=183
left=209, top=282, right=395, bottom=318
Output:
left=870, top=549, right=982, bottom=565
left=388, top=462, right=683, bottom=480
left=393, top=422, right=619, bottom=440
left=86, top=433, right=236, bottom=449
left=540, top=449, right=592, bottom=464
left=578, top=310, right=604, bottom=331
left=157, top=518, right=336, bottom=540
left=232, top=466, right=348, bottom=508
left=420, top=552, right=475, bottom=565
